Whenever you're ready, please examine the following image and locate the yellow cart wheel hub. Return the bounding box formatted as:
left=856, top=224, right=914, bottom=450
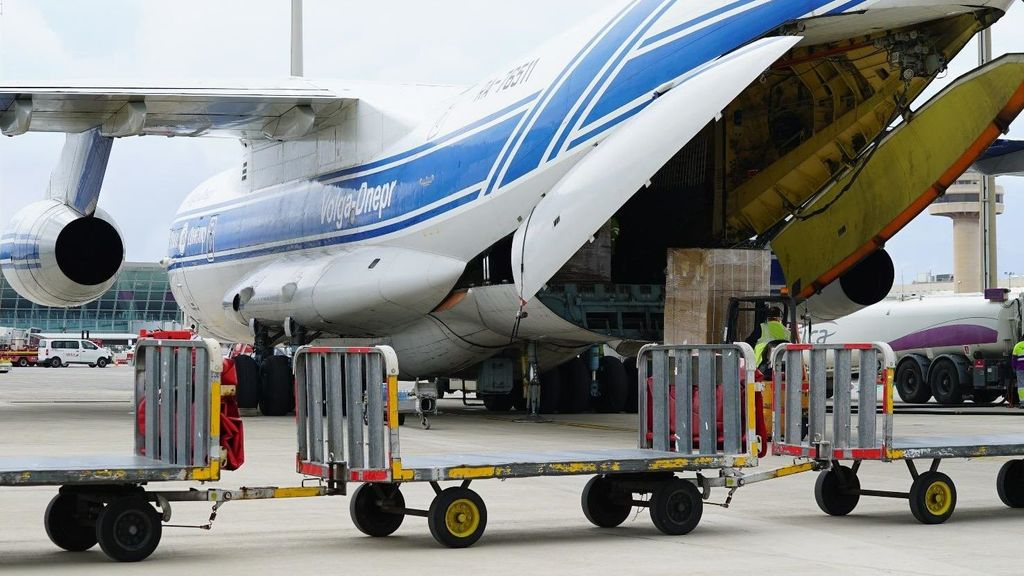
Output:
left=925, top=482, right=952, bottom=516
left=445, top=499, right=480, bottom=538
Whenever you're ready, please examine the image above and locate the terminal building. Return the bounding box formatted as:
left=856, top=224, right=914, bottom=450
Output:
left=0, top=262, right=182, bottom=333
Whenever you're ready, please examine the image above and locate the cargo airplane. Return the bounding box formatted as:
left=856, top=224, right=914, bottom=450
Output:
left=3, top=0, right=1024, bottom=413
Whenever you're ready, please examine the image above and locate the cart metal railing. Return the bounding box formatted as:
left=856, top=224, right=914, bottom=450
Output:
left=636, top=343, right=759, bottom=463
left=294, top=346, right=400, bottom=486
left=134, top=339, right=221, bottom=480
left=770, top=342, right=896, bottom=461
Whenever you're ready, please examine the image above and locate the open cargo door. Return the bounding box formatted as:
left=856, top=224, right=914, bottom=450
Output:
left=773, top=54, right=1024, bottom=299
left=512, top=37, right=800, bottom=303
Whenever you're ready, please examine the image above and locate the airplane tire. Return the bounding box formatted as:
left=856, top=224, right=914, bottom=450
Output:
left=560, top=358, right=591, bottom=414
left=234, top=355, right=260, bottom=409
left=259, top=356, right=294, bottom=416
left=594, top=357, right=627, bottom=413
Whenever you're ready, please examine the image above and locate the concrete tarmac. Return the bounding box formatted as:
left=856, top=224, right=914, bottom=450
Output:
left=1, top=365, right=1023, bottom=574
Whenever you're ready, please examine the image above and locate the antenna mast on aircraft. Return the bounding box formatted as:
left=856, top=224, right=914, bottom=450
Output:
left=291, top=0, right=304, bottom=77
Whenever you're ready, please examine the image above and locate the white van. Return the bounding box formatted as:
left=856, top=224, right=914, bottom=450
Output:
left=38, top=339, right=114, bottom=368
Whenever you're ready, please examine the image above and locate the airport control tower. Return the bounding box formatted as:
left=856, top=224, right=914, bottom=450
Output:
left=929, top=171, right=1004, bottom=293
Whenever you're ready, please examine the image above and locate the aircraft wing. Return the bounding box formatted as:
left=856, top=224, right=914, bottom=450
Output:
left=0, top=79, right=353, bottom=140
left=973, top=139, right=1024, bottom=176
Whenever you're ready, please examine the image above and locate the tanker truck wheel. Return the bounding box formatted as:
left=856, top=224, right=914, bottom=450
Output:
left=929, top=359, right=963, bottom=405
left=895, top=360, right=931, bottom=404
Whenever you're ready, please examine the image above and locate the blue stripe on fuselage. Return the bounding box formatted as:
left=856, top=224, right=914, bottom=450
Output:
left=581, top=0, right=834, bottom=130
left=168, top=111, right=526, bottom=267
left=167, top=191, right=479, bottom=271
left=639, top=0, right=755, bottom=49
left=168, top=0, right=838, bottom=272
left=546, top=0, right=688, bottom=162
left=173, top=92, right=540, bottom=220
left=827, top=0, right=869, bottom=14
left=482, top=0, right=639, bottom=196
left=497, top=0, right=668, bottom=188
left=317, top=92, right=542, bottom=184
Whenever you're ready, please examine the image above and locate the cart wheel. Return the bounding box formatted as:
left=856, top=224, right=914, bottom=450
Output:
left=96, top=496, right=162, bottom=562
left=814, top=466, right=861, bottom=516
left=581, top=475, right=632, bottom=528
left=398, top=413, right=406, bottom=426
left=350, top=483, right=405, bottom=537
left=45, top=493, right=97, bottom=552
left=997, top=460, right=1024, bottom=508
left=428, top=487, right=487, bottom=548
left=649, top=478, right=703, bottom=536
left=909, top=471, right=957, bottom=524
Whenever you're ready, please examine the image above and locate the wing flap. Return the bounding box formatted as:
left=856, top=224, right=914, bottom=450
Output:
left=773, top=54, right=1024, bottom=299
left=0, top=80, right=352, bottom=139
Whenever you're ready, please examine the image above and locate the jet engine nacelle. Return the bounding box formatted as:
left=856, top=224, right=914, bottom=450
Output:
left=0, top=200, right=125, bottom=307
left=222, top=246, right=467, bottom=336
left=800, top=249, right=895, bottom=323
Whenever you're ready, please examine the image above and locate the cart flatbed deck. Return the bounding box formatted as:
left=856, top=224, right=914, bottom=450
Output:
left=399, top=448, right=745, bottom=481
left=0, top=455, right=189, bottom=486
left=891, top=434, right=1024, bottom=458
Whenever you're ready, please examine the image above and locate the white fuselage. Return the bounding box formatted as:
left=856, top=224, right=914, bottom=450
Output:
left=164, top=0, right=1017, bottom=377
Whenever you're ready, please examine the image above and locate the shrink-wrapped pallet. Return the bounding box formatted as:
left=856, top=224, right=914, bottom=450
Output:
left=664, top=249, right=770, bottom=345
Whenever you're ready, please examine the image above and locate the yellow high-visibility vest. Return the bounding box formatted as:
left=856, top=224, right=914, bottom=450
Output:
left=754, top=320, right=791, bottom=366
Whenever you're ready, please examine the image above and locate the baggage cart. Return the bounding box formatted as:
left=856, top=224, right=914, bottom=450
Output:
left=770, top=342, right=1024, bottom=524
left=295, top=342, right=766, bottom=548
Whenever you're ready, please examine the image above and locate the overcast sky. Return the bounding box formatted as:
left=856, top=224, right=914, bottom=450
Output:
left=0, top=0, right=1022, bottom=282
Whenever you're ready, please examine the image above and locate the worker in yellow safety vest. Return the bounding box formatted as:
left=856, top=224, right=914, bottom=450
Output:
left=754, top=307, right=792, bottom=370
left=1013, top=337, right=1024, bottom=408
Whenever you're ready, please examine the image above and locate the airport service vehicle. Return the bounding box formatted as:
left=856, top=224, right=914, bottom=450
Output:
left=809, top=290, right=1024, bottom=404
left=4, top=1, right=1024, bottom=414
left=0, top=327, right=41, bottom=367
left=0, top=348, right=37, bottom=367
left=37, top=338, right=114, bottom=368
left=0, top=360, right=10, bottom=374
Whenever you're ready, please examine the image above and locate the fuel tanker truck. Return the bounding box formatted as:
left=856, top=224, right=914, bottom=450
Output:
left=806, top=289, right=1023, bottom=405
